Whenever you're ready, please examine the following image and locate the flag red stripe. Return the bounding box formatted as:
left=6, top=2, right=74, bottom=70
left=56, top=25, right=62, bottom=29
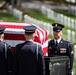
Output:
left=4, top=33, right=25, bottom=40
left=4, top=33, right=44, bottom=44
left=43, top=47, right=48, bottom=56
left=0, top=22, right=31, bottom=29
left=11, top=47, right=15, bottom=53
left=0, top=25, right=24, bottom=29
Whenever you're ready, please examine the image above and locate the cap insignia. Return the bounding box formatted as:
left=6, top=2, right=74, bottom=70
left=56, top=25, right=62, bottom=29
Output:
left=55, top=24, right=58, bottom=27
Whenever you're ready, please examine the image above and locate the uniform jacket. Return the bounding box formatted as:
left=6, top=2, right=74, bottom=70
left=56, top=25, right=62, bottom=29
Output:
left=48, top=38, right=74, bottom=72
left=13, top=41, right=45, bottom=75
left=0, top=40, right=12, bottom=75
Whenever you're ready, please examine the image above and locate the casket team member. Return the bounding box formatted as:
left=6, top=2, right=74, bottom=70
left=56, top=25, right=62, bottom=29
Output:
left=13, top=25, right=45, bottom=75
left=48, top=23, right=74, bottom=75
left=0, top=26, right=12, bottom=75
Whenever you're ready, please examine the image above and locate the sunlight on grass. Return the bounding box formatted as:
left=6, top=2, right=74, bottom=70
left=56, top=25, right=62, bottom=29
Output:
left=28, top=9, right=55, bottom=23
left=0, top=11, right=19, bottom=22
left=54, top=9, right=76, bottom=19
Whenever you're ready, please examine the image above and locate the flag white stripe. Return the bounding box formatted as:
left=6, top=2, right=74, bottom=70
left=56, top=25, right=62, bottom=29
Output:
left=5, top=28, right=25, bottom=34
left=0, top=22, right=30, bottom=26
left=42, top=40, right=48, bottom=48
left=4, top=40, right=24, bottom=47
left=4, top=40, right=48, bottom=49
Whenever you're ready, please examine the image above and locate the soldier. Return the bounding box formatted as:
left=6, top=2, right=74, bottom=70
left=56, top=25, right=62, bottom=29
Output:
left=13, top=25, right=45, bottom=75
left=0, top=26, right=12, bottom=75
left=48, top=23, right=74, bottom=75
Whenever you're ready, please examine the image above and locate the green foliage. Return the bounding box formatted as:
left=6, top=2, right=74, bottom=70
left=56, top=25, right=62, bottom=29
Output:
left=54, top=9, right=76, bottom=19
left=27, top=9, right=55, bottom=23
left=0, top=11, right=19, bottom=22
left=26, top=9, right=72, bottom=41
left=73, top=58, right=76, bottom=75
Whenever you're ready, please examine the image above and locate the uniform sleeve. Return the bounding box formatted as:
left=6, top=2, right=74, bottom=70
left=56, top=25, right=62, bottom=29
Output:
left=48, top=40, right=52, bottom=56
left=38, top=45, right=45, bottom=75
left=48, top=40, right=51, bottom=47
left=68, top=43, right=74, bottom=73
left=12, top=46, right=18, bottom=75
left=7, top=44, right=13, bottom=75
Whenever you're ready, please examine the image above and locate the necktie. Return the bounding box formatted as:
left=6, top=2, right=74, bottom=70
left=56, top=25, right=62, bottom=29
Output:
left=56, top=40, right=58, bottom=47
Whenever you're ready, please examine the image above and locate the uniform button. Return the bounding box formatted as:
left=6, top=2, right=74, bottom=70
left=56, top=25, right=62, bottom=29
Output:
left=55, top=51, right=57, bottom=53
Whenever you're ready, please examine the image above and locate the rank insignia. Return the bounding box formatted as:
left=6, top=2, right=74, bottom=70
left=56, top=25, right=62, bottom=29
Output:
left=55, top=24, right=58, bottom=27
left=48, top=46, right=52, bottom=49
left=71, top=50, right=74, bottom=54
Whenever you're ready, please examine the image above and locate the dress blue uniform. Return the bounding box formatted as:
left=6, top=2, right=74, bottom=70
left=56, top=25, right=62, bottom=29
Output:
left=0, top=26, right=12, bottom=75
left=48, top=23, right=74, bottom=75
left=13, top=26, right=45, bottom=75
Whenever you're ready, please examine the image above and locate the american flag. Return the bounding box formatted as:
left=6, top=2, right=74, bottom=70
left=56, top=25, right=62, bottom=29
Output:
left=0, top=22, right=49, bottom=56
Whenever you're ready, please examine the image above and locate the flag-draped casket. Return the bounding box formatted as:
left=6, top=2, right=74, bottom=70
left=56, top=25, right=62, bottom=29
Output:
left=0, top=22, right=49, bottom=56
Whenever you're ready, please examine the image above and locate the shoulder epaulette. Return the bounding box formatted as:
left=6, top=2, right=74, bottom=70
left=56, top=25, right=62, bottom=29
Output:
left=49, top=39, right=53, bottom=42
left=34, top=42, right=41, bottom=46
left=64, top=40, right=72, bottom=46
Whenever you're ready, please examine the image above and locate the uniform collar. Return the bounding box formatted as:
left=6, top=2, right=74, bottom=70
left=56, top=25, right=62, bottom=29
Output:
left=26, top=39, right=33, bottom=42
left=54, top=38, right=61, bottom=43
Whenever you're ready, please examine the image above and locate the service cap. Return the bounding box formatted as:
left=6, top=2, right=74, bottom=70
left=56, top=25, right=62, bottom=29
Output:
left=0, top=26, right=5, bottom=34
left=52, top=23, right=64, bottom=32
left=23, top=25, right=37, bottom=34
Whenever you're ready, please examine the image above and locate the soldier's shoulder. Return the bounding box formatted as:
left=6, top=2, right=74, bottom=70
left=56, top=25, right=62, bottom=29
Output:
left=34, top=42, right=41, bottom=46
left=49, top=39, right=53, bottom=42
left=63, top=40, right=72, bottom=45
left=48, top=39, right=54, bottom=44
left=3, top=42, right=10, bottom=46
left=16, top=43, right=23, bottom=47
left=3, top=42, right=11, bottom=49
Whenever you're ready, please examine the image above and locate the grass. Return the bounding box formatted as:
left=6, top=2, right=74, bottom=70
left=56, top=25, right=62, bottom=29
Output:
left=53, top=9, right=76, bottom=44
left=25, top=9, right=74, bottom=42
left=27, top=9, right=55, bottom=24
left=0, top=10, right=20, bottom=22
left=73, top=59, right=76, bottom=75
left=54, top=9, right=76, bottom=19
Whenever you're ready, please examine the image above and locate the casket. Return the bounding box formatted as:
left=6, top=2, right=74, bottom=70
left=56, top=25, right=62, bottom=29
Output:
left=0, top=22, right=49, bottom=56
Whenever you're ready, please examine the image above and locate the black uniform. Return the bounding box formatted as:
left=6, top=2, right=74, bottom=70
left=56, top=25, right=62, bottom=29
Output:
left=13, top=41, right=45, bottom=75
left=48, top=39, right=74, bottom=75
left=0, top=41, right=12, bottom=75
left=0, top=26, right=12, bottom=75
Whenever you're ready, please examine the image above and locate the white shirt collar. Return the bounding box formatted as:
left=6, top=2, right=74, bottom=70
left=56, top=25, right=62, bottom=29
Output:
left=54, top=38, right=61, bottom=43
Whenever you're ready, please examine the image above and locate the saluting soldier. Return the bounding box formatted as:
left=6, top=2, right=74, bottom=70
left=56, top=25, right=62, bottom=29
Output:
left=48, top=23, right=74, bottom=75
left=0, top=26, right=12, bottom=75
left=13, top=25, right=45, bottom=75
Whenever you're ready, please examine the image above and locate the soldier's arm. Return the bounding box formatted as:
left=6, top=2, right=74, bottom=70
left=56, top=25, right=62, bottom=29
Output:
left=68, top=43, right=74, bottom=74
left=38, top=45, right=45, bottom=75
left=48, top=40, right=52, bottom=56
left=7, top=44, right=12, bottom=75
left=12, top=46, right=18, bottom=75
